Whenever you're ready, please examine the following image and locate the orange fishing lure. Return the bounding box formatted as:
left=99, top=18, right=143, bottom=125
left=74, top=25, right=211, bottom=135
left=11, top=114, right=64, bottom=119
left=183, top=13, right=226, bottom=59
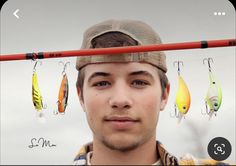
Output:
left=57, top=73, right=69, bottom=114
left=56, top=62, right=69, bottom=115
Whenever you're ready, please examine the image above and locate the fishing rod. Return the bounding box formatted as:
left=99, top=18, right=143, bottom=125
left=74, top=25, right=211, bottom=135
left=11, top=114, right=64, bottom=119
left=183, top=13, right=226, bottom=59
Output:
left=0, top=39, right=235, bottom=62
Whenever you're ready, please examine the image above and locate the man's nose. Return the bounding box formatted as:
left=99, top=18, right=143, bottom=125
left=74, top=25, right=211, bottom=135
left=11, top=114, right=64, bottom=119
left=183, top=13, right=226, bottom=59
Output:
left=108, top=83, right=133, bottom=110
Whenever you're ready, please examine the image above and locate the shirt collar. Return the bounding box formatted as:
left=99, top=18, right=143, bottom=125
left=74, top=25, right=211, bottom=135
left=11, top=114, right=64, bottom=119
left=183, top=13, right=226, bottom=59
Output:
left=73, top=141, right=179, bottom=165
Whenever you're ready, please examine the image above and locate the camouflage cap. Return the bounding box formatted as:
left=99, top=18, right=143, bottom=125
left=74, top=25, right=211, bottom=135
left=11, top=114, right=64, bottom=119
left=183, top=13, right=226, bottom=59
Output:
left=76, top=19, right=167, bottom=73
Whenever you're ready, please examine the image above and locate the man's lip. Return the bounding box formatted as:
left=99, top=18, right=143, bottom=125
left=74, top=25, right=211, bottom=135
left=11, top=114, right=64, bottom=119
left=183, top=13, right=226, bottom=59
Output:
left=104, top=116, right=140, bottom=129
left=104, top=116, right=139, bottom=122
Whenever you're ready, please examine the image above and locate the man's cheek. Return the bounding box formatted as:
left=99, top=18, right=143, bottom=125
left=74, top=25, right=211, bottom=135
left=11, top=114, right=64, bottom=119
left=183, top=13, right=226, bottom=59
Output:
left=86, top=111, right=98, bottom=132
left=144, top=94, right=161, bottom=111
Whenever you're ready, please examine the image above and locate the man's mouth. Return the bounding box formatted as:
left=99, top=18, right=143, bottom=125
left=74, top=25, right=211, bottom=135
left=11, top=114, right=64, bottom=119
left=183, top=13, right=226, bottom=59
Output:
left=104, top=116, right=140, bottom=129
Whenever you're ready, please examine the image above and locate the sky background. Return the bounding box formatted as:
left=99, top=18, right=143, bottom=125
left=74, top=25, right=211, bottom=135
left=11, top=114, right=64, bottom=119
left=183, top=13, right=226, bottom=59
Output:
left=0, top=0, right=235, bottom=164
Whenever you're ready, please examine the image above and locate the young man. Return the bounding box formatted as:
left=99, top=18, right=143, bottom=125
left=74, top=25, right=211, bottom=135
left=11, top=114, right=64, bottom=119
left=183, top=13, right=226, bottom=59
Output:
left=73, top=19, right=229, bottom=165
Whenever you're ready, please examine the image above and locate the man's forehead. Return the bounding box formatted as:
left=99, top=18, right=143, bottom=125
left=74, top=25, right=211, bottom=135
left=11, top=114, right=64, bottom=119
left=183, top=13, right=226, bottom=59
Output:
left=83, top=62, right=158, bottom=75
left=83, top=62, right=158, bottom=81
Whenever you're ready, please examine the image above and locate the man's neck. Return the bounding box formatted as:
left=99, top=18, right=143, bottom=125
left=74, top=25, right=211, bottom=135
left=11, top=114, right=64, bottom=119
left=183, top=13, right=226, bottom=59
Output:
left=91, top=137, right=158, bottom=165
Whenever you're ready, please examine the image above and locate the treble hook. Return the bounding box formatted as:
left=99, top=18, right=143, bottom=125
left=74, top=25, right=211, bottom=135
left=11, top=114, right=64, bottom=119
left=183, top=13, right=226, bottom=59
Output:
left=173, top=61, right=184, bottom=75
left=203, top=58, right=214, bottom=72
left=33, top=60, right=42, bottom=72
left=170, top=104, right=178, bottom=118
left=201, top=101, right=210, bottom=115
left=59, top=61, right=70, bottom=74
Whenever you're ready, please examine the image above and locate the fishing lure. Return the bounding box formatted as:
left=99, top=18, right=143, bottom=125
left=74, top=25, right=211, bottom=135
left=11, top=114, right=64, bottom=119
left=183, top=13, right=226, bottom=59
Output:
left=202, top=58, right=222, bottom=120
left=170, top=61, right=191, bottom=123
left=55, top=61, right=69, bottom=115
left=32, top=61, right=45, bottom=120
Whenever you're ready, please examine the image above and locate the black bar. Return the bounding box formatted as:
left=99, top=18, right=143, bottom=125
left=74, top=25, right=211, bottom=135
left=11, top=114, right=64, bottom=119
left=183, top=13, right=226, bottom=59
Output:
left=26, top=53, right=34, bottom=60
left=37, top=52, right=44, bottom=59
left=201, top=41, right=208, bottom=48
left=25, top=52, right=44, bottom=60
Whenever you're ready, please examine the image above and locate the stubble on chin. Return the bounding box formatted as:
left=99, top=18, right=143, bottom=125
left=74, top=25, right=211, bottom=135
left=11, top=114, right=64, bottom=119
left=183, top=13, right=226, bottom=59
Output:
left=101, top=138, right=141, bottom=152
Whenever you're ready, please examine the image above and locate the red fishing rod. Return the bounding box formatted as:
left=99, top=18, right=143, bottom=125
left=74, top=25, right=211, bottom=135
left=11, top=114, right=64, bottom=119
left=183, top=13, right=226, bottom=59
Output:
left=0, top=39, right=235, bottom=61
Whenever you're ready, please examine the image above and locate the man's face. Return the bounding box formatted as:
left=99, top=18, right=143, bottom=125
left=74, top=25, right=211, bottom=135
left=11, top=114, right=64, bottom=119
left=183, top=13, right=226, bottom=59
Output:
left=79, top=62, right=169, bottom=151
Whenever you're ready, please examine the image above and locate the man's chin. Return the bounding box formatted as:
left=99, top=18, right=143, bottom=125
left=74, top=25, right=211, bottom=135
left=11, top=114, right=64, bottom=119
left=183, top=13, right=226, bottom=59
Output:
left=101, top=136, right=141, bottom=152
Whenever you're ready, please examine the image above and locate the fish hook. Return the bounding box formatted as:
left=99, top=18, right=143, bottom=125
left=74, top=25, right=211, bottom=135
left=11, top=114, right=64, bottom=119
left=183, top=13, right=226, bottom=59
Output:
left=59, top=61, right=70, bottom=75
left=173, top=61, right=184, bottom=75
left=33, top=60, right=42, bottom=72
left=203, top=58, right=214, bottom=72
left=170, top=104, right=178, bottom=118
left=201, top=101, right=209, bottom=115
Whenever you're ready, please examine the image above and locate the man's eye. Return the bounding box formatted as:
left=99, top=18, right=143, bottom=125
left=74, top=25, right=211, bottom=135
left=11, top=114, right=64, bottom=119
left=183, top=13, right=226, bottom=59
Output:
left=131, top=80, right=149, bottom=86
left=92, top=81, right=111, bottom=87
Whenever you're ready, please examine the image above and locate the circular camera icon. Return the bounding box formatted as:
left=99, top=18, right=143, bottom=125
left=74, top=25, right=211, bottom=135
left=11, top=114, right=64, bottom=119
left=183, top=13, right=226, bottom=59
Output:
left=208, top=137, right=231, bottom=161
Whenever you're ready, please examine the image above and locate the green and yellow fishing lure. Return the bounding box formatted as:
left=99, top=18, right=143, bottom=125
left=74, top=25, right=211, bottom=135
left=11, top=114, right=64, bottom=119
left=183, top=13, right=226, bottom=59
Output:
left=203, top=58, right=222, bottom=120
left=32, top=72, right=43, bottom=111
left=32, top=61, right=45, bottom=120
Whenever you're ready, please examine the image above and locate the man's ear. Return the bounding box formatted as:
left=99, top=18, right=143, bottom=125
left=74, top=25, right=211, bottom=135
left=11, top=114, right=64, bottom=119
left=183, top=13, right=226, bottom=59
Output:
left=77, top=86, right=85, bottom=111
left=160, top=83, right=170, bottom=111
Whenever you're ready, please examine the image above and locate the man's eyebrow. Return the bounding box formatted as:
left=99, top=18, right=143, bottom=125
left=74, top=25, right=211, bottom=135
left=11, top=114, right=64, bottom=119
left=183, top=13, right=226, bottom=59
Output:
left=129, top=70, right=154, bottom=79
left=87, top=72, right=111, bottom=82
